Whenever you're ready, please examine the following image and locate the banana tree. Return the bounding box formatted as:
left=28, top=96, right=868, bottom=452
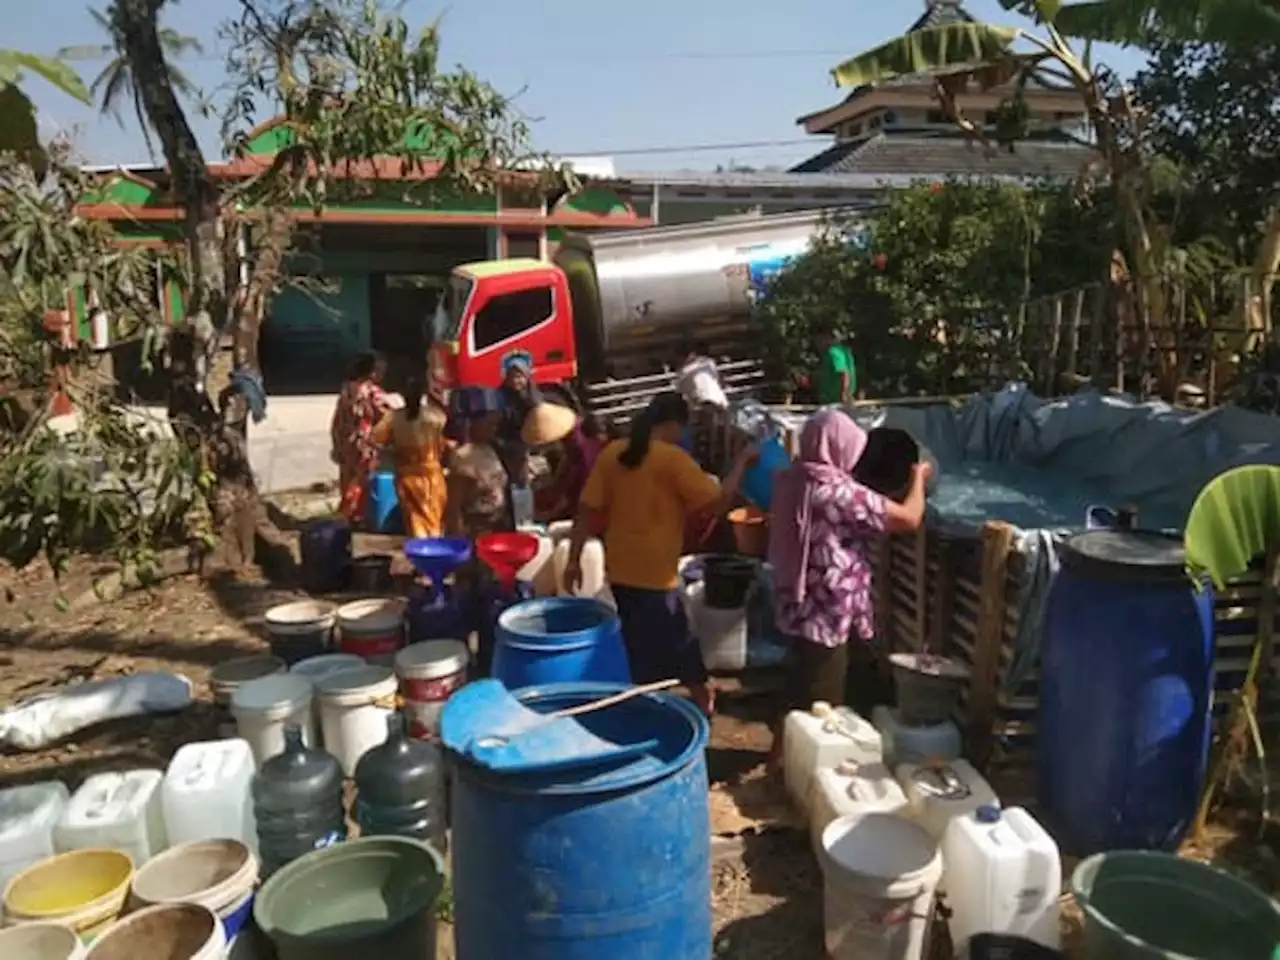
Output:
left=829, top=0, right=1264, bottom=397
left=0, top=50, right=92, bottom=160
left=1184, top=463, right=1280, bottom=837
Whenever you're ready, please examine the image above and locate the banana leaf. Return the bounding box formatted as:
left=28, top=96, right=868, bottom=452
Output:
left=831, top=23, right=1021, bottom=88
left=1037, top=0, right=1280, bottom=46
left=0, top=50, right=91, bottom=104
left=1184, top=464, right=1280, bottom=589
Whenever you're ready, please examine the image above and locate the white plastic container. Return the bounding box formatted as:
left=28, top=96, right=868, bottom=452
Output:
left=289, top=653, right=365, bottom=684
left=0, top=922, right=87, bottom=959
left=55, top=770, right=167, bottom=866
left=810, top=761, right=908, bottom=851
left=896, top=759, right=1000, bottom=842
left=783, top=702, right=883, bottom=816
left=162, top=739, right=256, bottom=848
left=942, top=806, right=1061, bottom=950
left=546, top=520, right=574, bottom=543
left=819, top=812, right=943, bottom=960
left=0, top=781, right=69, bottom=888
left=552, top=538, right=614, bottom=608
left=684, top=580, right=748, bottom=672
left=231, top=674, right=316, bottom=766
left=315, top=665, right=398, bottom=776
left=871, top=705, right=962, bottom=768
left=519, top=533, right=559, bottom=597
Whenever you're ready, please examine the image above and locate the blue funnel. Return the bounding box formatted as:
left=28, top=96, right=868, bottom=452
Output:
left=404, top=537, right=472, bottom=600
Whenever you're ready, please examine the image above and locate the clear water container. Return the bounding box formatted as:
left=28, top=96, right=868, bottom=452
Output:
left=783, top=701, right=883, bottom=817
left=942, top=805, right=1061, bottom=950
left=871, top=704, right=962, bottom=768
left=0, top=782, right=69, bottom=887
left=162, top=739, right=257, bottom=849
left=518, top=533, right=559, bottom=597
left=552, top=538, right=613, bottom=608
left=56, top=769, right=167, bottom=866
left=896, top=758, right=1000, bottom=842
left=809, top=760, right=907, bottom=851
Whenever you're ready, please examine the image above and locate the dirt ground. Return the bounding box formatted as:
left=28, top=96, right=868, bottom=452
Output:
left=1, top=515, right=1277, bottom=959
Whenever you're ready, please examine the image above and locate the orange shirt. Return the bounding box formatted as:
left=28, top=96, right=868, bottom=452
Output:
left=580, top=440, right=720, bottom=591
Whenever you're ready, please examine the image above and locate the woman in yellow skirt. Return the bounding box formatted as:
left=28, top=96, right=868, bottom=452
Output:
left=372, top=374, right=449, bottom=537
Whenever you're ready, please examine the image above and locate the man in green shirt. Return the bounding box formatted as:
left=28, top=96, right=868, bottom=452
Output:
left=814, top=330, right=857, bottom=405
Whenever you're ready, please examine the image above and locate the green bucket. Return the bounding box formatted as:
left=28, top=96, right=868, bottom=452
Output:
left=1071, top=851, right=1280, bottom=959
left=254, top=836, right=445, bottom=960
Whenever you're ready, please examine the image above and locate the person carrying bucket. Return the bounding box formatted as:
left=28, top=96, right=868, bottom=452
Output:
left=371, top=374, right=450, bottom=538
left=562, top=392, right=757, bottom=716
left=765, top=409, right=930, bottom=769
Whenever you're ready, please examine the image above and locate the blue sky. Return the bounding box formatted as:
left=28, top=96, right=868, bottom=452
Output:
left=12, top=0, right=1147, bottom=172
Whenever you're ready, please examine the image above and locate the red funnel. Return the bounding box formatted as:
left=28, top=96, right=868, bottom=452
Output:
left=476, top=532, right=540, bottom=590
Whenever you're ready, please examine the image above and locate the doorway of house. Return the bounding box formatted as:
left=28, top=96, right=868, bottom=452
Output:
left=369, top=273, right=444, bottom=393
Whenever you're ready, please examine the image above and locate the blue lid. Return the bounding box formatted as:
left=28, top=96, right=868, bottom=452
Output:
left=975, top=804, right=1002, bottom=824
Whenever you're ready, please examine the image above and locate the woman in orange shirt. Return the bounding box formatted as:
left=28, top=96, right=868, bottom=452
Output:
left=564, top=393, right=755, bottom=716
left=371, top=374, right=449, bottom=538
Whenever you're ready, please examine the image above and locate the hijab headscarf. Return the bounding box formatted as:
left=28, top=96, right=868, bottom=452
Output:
left=768, top=410, right=869, bottom=603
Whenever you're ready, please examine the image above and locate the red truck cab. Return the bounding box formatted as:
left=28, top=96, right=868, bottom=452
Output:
left=429, top=258, right=580, bottom=401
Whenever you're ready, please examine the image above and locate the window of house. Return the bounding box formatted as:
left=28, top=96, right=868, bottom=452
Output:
left=926, top=109, right=947, bottom=125
left=473, top=286, right=555, bottom=352
left=883, top=110, right=899, bottom=126
left=868, top=114, right=883, bottom=130
left=505, top=231, right=543, bottom=260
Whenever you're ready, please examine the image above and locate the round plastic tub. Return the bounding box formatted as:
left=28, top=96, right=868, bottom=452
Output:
left=130, top=838, right=258, bottom=941
left=263, top=600, right=338, bottom=666
left=85, top=902, right=225, bottom=960
left=395, top=640, right=470, bottom=739
left=337, top=598, right=407, bottom=667
left=493, top=597, right=630, bottom=689
left=315, top=665, right=399, bottom=776
left=0, top=922, right=87, bottom=959
left=3, top=848, right=134, bottom=941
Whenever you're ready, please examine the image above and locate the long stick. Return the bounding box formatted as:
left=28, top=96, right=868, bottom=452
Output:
left=552, top=679, right=681, bottom=717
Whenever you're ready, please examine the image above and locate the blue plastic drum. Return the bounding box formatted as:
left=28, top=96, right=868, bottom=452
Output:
left=493, top=597, right=631, bottom=689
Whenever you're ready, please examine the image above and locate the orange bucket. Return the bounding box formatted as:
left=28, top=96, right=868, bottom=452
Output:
left=727, top=505, right=769, bottom=557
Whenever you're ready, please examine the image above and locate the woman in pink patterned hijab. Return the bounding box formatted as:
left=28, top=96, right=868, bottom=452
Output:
left=766, top=409, right=931, bottom=768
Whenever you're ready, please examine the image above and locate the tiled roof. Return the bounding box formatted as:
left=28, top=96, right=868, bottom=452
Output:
left=789, top=131, right=1094, bottom=181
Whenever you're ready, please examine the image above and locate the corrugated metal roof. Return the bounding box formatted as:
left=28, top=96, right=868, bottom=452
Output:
left=789, top=132, right=1093, bottom=180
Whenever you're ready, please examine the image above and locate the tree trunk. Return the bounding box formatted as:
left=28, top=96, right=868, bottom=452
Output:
left=113, top=1, right=283, bottom=575
left=1246, top=204, right=1280, bottom=350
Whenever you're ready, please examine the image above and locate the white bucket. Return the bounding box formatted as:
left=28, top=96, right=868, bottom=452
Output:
left=85, top=902, right=226, bottom=960
left=337, top=598, right=406, bottom=666
left=394, top=640, right=470, bottom=739
left=230, top=674, right=315, bottom=766
left=0, top=922, right=86, bottom=959
left=315, top=666, right=399, bottom=776
left=262, top=600, right=337, bottom=665
left=129, top=838, right=258, bottom=942
left=818, top=812, right=943, bottom=960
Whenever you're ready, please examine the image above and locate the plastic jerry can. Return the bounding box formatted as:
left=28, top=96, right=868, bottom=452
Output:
left=809, top=760, right=908, bottom=851
left=518, top=532, right=559, bottom=597
left=871, top=704, right=962, bottom=768
left=56, top=769, right=168, bottom=866
left=942, top=806, right=1061, bottom=950
left=162, top=739, right=257, bottom=849
left=552, top=538, right=612, bottom=608
left=0, top=782, right=69, bottom=887
left=896, top=758, right=1000, bottom=842
left=783, top=701, right=883, bottom=817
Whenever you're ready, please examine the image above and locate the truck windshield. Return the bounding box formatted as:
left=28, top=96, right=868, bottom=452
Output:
left=443, top=274, right=474, bottom=341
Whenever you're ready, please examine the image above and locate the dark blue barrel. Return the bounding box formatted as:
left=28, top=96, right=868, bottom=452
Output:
left=407, top=583, right=469, bottom=646
left=299, top=518, right=352, bottom=594
left=493, top=597, right=631, bottom=688
left=445, top=683, right=711, bottom=959
left=1037, top=530, right=1214, bottom=855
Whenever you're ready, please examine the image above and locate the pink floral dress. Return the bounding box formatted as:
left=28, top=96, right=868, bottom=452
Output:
left=774, top=475, right=887, bottom=647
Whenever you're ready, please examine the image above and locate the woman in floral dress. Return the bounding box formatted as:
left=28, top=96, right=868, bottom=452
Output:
left=330, top=352, right=389, bottom=526
left=765, top=409, right=930, bottom=767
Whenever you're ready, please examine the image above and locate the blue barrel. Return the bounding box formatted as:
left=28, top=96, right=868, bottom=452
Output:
left=444, top=683, right=711, bottom=959
left=368, top=470, right=402, bottom=534
left=299, top=518, right=352, bottom=594
left=1037, top=530, right=1214, bottom=855
left=741, top=434, right=790, bottom=510
left=493, top=597, right=631, bottom=688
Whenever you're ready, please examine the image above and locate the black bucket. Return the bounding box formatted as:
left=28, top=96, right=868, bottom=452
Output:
left=853, top=427, right=937, bottom=503
left=957, top=934, right=1065, bottom=959
left=703, top=554, right=757, bottom=609
left=351, top=554, right=394, bottom=594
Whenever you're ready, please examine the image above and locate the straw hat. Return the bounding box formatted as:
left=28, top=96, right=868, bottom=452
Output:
left=521, top=402, right=578, bottom=446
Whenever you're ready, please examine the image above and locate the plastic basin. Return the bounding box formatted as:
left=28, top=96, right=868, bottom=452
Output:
left=255, top=836, right=445, bottom=960
left=0, top=922, right=86, bottom=959
left=85, top=902, right=224, bottom=960
left=1071, top=850, right=1280, bottom=958
left=403, top=536, right=471, bottom=580
left=3, top=848, right=133, bottom=936
left=129, top=838, right=258, bottom=940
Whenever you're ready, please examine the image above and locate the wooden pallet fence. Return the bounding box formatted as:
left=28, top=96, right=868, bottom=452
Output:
left=877, top=522, right=1280, bottom=792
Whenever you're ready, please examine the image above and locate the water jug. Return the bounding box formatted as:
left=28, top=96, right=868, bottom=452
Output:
left=55, top=769, right=167, bottom=866
left=162, top=739, right=256, bottom=849
left=251, top=726, right=346, bottom=878
left=0, top=782, right=69, bottom=887
left=809, top=760, right=907, bottom=851
left=783, top=701, right=883, bottom=817
left=942, top=806, right=1061, bottom=950
left=896, top=759, right=1000, bottom=843
left=354, top=712, right=448, bottom=853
